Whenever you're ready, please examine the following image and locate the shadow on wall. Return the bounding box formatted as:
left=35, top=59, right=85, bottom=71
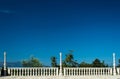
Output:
left=0, top=67, right=9, bottom=76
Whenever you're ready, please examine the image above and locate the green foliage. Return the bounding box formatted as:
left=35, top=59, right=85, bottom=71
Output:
left=92, top=59, right=107, bottom=67
left=50, top=50, right=108, bottom=67
left=63, top=50, right=79, bottom=67
left=51, top=56, right=58, bottom=67
left=62, top=60, right=67, bottom=67
left=65, top=52, right=74, bottom=67
left=79, top=62, right=92, bottom=67
left=22, top=56, right=43, bottom=67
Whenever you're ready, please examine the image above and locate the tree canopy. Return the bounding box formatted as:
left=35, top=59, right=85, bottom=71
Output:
left=51, top=50, right=108, bottom=67
left=92, top=59, right=107, bottom=67
left=51, top=56, right=58, bottom=67
left=22, top=56, right=43, bottom=67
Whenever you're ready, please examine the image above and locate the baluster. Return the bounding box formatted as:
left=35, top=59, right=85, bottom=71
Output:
left=108, top=68, right=110, bottom=75
left=101, top=68, right=102, bottom=75
left=33, top=69, right=35, bottom=76
left=89, top=68, right=90, bottom=75
left=98, top=69, right=100, bottom=75
left=55, top=68, right=56, bottom=76
left=27, top=68, right=29, bottom=76
left=41, top=68, right=43, bottom=76
left=77, top=68, right=78, bottom=75
left=90, top=69, right=92, bottom=75
left=38, top=68, right=40, bottom=76
left=56, top=68, right=58, bottom=76
left=16, top=69, right=18, bottom=76
left=64, top=68, right=65, bottom=76
left=54, top=68, right=55, bottom=76
left=83, top=68, right=85, bottom=76
left=66, top=69, right=67, bottom=76
left=119, top=68, right=120, bottom=75
left=14, top=68, right=15, bottom=76
left=79, top=68, right=80, bottom=75
left=96, top=69, right=98, bottom=75
left=30, top=68, right=33, bottom=76
left=86, top=69, right=88, bottom=75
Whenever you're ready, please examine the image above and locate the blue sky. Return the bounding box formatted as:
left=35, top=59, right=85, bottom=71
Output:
left=0, top=0, right=120, bottom=66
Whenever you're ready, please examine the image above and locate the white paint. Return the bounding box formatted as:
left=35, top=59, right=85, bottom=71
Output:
left=59, top=52, right=62, bottom=76
left=113, top=53, right=116, bottom=75
left=3, top=51, right=6, bottom=71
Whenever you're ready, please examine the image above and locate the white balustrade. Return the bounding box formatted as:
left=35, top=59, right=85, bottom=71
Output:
left=8, top=67, right=58, bottom=76
left=64, top=67, right=113, bottom=76
left=1, top=67, right=119, bottom=77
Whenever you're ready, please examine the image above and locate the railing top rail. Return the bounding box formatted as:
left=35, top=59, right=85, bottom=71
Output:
left=64, top=67, right=113, bottom=69
left=8, top=67, right=58, bottom=69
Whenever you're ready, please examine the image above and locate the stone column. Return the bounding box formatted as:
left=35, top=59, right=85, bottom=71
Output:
left=113, top=53, right=116, bottom=75
left=3, top=51, right=7, bottom=76
left=59, top=52, right=62, bottom=76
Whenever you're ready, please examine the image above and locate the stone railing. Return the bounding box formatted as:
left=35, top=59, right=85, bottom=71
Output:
left=0, top=67, right=120, bottom=76
left=8, top=67, right=58, bottom=76
left=64, top=67, right=113, bottom=76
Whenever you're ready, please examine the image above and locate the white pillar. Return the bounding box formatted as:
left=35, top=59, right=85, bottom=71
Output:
left=113, top=53, right=116, bottom=75
left=3, top=51, right=6, bottom=71
left=59, top=52, right=62, bottom=76
left=3, top=51, right=7, bottom=76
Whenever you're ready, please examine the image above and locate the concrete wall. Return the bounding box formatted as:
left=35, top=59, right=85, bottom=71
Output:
left=0, top=76, right=120, bottom=79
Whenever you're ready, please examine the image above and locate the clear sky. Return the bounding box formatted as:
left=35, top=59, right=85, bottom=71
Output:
left=0, top=0, right=120, bottom=66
